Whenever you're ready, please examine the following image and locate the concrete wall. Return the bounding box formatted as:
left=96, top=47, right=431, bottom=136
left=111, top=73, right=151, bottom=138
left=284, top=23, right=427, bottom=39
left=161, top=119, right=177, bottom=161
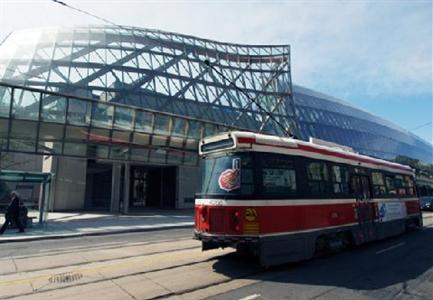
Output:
left=177, top=165, right=199, bottom=208
left=44, top=157, right=87, bottom=211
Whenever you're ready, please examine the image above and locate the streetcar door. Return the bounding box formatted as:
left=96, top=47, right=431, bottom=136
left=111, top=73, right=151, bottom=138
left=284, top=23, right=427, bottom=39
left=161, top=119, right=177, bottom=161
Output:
left=351, top=175, right=375, bottom=243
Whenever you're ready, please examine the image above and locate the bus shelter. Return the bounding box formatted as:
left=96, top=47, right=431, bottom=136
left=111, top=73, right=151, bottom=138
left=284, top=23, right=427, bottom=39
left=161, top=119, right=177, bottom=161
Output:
left=0, top=170, right=51, bottom=224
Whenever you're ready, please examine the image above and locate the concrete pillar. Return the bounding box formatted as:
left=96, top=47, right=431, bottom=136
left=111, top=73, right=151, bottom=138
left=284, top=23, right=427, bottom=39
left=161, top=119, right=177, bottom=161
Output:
left=123, top=163, right=130, bottom=214
left=110, top=162, right=122, bottom=213
left=44, top=157, right=87, bottom=211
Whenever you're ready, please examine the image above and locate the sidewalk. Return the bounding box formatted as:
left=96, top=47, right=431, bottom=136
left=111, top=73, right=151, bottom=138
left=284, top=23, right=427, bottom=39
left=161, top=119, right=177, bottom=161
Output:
left=0, top=209, right=194, bottom=243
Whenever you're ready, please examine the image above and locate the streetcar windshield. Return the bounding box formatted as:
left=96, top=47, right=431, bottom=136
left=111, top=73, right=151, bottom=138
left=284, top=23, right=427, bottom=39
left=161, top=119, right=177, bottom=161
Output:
left=199, top=153, right=254, bottom=196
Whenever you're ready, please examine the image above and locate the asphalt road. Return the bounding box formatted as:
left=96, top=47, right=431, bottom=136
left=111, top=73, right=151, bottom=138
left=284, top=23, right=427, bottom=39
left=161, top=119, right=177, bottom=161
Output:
left=208, top=213, right=433, bottom=300
left=0, top=213, right=431, bottom=300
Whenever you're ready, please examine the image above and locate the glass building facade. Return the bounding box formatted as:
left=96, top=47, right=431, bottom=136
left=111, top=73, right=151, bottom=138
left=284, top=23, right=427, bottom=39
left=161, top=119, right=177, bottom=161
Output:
left=0, top=26, right=431, bottom=211
left=0, top=26, right=430, bottom=164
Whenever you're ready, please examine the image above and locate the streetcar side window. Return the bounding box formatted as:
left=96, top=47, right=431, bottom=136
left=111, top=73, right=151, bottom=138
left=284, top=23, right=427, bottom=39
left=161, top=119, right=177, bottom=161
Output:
left=403, top=175, right=415, bottom=195
left=331, top=165, right=349, bottom=195
left=394, top=175, right=406, bottom=195
left=306, top=161, right=329, bottom=196
left=371, top=171, right=387, bottom=196
left=261, top=154, right=297, bottom=195
left=385, top=175, right=397, bottom=195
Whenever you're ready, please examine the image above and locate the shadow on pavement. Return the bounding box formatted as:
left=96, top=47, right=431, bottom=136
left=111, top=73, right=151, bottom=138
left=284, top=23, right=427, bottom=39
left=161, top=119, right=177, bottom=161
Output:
left=211, top=227, right=433, bottom=291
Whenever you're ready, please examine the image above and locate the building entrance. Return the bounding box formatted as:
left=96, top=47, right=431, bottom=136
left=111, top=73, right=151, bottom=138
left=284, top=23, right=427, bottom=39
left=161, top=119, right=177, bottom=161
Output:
left=85, top=161, right=112, bottom=210
left=129, top=166, right=176, bottom=209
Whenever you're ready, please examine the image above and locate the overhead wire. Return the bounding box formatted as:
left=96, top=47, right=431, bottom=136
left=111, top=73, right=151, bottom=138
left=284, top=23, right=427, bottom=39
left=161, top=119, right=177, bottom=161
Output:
left=51, top=0, right=121, bottom=28
left=409, top=121, right=433, bottom=132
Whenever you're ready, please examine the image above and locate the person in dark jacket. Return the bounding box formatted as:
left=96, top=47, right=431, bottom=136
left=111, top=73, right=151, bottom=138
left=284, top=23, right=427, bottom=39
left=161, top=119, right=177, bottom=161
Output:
left=0, top=191, right=24, bottom=234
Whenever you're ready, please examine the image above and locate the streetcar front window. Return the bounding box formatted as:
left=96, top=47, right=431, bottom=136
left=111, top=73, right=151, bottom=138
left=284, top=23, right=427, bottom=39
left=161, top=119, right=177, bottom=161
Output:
left=199, top=153, right=254, bottom=196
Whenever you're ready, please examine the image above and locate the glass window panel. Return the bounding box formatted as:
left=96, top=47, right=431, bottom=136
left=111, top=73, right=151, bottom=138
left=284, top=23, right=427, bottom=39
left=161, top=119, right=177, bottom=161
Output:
left=184, top=151, right=198, bottom=165
left=153, top=115, right=170, bottom=135
left=169, top=136, right=184, bottom=148
left=372, top=172, right=385, bottom=185
left=92, top=102, right=114, bottom=128
left=0, top=119, right=8, bottom=150
left=331, top=165, right=349, bottom=194
left=67, top=98, right=91, bottom=126
left=204, top=124, right=217, bottom=137
left=89, top=128, right=110, bottom=143
left=132, top=132, right=150, bottom=146
left=307, top=162, right=328, bottom=180
left=185, top=138, right=198, bottom=150
left=130, top=148, right=149, bottom=162
left=9, top=120, right=37, bottom=152
left=112, top=130, right=130, bottom=144
left=41, top=95, right=66, bottom=123
left=65, top=125, right=88, bottom=142
left=152, top=135, right=168, bottom=146
left=114, top=106, right=133, bottom=130
left=63, top=142, right=87, bottom=156
left=37, top=141, right=63, bottom=154
left=171, top=118, right=186, bottom=137
left=9, top=139, right=36, bottom=152
left=87, top=144, right=109, bottom=158
left=167, top=149, right=183, bottom=164
left=10, top=120, right=37, bottom=139
left=39, top=123, right=64, bottom=140
left=187, top=121, right=202, bottom=138
left=263, top=169, right=296, bottom=194
left=0, top=86, right=12, bottom=117
left=12, top=89, right=40, bottom=120
left=385, top=175, right=396, bottom=194
left=110, top=146, right=130, bottom=160
left=134, top=111, right=153, bottom=133
left=37, top=123, right=64, bottom=154
left=149, top=148, right=166, bottom=163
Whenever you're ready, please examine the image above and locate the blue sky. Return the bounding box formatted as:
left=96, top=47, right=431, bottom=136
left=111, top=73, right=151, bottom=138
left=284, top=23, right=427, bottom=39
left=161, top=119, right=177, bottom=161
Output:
left=0, top=0, right=432, bottom=144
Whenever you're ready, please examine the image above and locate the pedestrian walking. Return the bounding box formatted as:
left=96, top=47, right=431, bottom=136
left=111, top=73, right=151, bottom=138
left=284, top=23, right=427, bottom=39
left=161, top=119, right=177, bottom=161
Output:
left=0, top=191, right=25, bottom=234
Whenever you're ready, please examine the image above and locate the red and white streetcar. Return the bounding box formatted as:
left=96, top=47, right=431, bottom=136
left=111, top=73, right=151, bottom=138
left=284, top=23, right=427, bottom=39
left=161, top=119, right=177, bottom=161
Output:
left=194, top=131, right=422, bottom=266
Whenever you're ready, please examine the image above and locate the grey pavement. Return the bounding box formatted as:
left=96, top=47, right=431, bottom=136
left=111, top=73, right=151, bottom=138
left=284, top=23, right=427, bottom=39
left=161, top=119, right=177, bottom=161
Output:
left=0, top=209, right=194, bottom=243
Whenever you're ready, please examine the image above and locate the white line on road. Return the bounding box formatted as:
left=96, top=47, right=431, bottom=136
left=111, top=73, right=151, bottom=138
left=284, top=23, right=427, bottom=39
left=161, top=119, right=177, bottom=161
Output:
left=238, top=294, right=261, bottom=300
left=376, top=242, right=405, bottom=254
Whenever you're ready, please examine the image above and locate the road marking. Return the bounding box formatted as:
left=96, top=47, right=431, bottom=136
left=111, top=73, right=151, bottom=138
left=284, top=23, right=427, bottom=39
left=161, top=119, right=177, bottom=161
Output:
left=239, top=294, right=261, bottom=300
left=376, top=242, right=405, bottom=254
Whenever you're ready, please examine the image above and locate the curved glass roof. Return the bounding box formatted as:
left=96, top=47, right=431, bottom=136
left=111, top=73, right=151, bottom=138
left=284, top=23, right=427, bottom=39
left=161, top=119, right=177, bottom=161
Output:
left=0, top=26, right=431, bottom=164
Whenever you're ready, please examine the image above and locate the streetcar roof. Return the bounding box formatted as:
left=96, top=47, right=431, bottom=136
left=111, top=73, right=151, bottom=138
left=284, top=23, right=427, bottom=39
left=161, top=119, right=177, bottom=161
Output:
left=199, top=131, right=414, bottom=175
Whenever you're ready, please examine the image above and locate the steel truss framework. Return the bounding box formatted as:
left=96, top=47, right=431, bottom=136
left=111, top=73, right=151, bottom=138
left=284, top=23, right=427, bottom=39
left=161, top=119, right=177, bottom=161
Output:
left=0, top=26, right=297, bottom=137
left=1, top=26, right=432, bottom=165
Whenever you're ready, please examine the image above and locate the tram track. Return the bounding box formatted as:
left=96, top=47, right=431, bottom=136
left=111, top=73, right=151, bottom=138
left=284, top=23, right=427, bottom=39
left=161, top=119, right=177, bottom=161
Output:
left=0, top=236, right=193, bottom=261
left=0, top=238, right=199, bottom=277
left=0, top=244, right=200, bottom=277
left=0, top=247, right=247, bottom=299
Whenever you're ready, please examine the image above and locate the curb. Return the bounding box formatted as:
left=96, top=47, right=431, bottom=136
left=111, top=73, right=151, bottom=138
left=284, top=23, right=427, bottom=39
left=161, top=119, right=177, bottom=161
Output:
left=0, top=224, right=194, bottom=244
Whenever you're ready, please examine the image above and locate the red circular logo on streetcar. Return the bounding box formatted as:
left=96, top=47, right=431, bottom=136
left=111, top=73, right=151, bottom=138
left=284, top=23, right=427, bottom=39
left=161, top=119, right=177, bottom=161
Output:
left=218, top=169, right=240, bottom=192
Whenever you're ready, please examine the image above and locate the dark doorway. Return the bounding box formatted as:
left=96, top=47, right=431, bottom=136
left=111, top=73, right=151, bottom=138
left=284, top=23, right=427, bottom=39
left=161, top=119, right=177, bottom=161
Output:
left=162, top=166, right=177, bottom=208
left=85, top=161, right=112, bottom=210
left=129, top=165, right=176, bottom=209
